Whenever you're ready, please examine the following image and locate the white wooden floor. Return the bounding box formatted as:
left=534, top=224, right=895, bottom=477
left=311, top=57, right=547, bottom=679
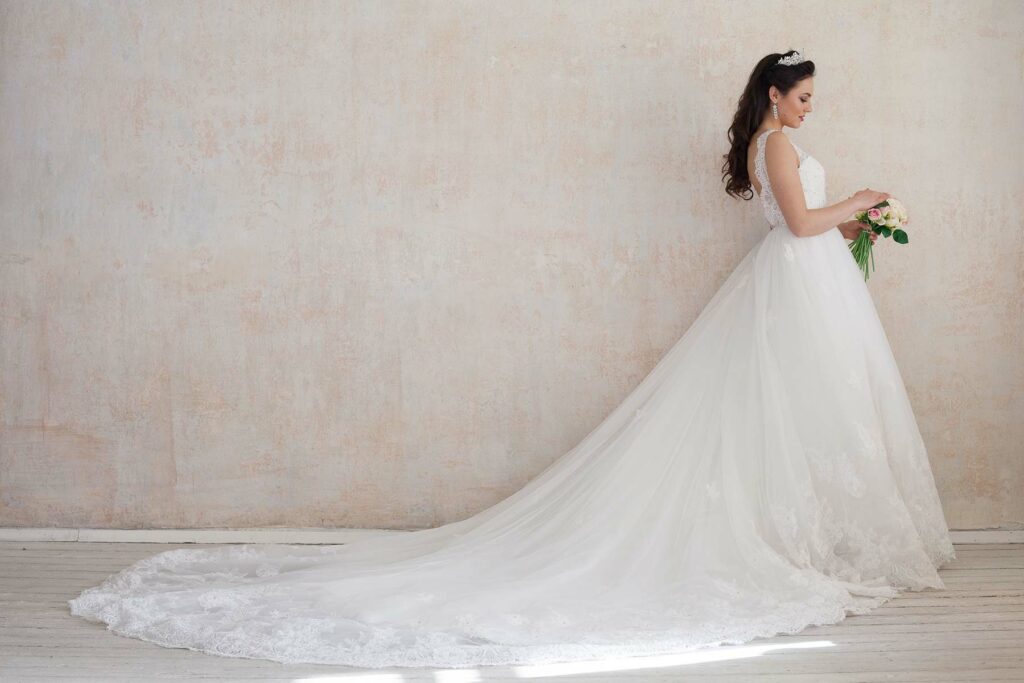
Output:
left=1, top=541, right=1021, bottom=682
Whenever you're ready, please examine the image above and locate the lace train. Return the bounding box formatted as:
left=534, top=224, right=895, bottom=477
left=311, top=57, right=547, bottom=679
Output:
left=69, top=131, right=955, bottom=668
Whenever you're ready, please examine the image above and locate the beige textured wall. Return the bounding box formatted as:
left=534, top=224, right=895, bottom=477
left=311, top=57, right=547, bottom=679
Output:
left=1, top=1, right=1021, bottom=531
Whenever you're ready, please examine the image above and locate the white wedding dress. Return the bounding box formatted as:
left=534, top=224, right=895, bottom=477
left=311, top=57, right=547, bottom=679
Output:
left=68, top=128, right=956, bottom=669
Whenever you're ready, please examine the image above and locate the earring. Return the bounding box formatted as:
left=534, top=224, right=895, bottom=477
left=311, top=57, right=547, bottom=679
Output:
left=772, top=102, right=779, bottom=119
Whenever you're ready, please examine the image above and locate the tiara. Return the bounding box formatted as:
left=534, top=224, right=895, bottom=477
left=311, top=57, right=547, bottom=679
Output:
left=777, top=50, right=806, bottom=66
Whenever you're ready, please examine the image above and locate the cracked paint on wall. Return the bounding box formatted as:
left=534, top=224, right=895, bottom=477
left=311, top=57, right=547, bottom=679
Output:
left=1, top=0, right=1022, bottom=530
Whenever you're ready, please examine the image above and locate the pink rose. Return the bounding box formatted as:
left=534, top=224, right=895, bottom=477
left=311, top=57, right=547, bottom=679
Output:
left=867, top=208, right=882, bottom=221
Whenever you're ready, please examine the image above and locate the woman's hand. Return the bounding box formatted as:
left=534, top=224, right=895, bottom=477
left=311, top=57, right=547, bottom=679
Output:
left=838, top=220, right=877, bottom=243
left=851, top=188, right=891, bottom=211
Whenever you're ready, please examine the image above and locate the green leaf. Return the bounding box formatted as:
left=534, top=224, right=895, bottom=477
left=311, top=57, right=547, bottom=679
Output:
left=879, top=226, right=892, bottom=238
left=892, top=229, right=908, bottom=244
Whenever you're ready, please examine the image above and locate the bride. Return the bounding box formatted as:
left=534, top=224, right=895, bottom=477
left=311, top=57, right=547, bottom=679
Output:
left=69, top=49, right=956, bottom=669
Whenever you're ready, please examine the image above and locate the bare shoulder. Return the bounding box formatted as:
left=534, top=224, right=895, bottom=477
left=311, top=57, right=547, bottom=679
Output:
left=764, top=130, right=798, bottom=164
left=765, top=129, right=794, bottom=156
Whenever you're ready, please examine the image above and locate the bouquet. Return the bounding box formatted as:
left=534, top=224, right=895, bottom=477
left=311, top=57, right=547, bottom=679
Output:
left=849, top=198, right=909, bottom=281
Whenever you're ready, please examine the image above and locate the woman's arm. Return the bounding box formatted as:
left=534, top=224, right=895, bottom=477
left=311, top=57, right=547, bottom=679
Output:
left=798, top=197, right=864, bottom=238
left=764, top=132, right=861, bottom=238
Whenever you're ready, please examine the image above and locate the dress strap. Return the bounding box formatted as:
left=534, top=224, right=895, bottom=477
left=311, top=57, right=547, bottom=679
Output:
left=754, top=129, right=782, bottom=190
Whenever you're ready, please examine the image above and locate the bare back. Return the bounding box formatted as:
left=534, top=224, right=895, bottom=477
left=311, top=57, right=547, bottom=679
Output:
left=747, top=132, right=767, bottom=196
left=748, top=128, right=805, bottom=198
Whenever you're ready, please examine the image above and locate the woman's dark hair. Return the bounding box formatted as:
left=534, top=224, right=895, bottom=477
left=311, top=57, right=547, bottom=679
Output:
left=721, top=50, right=815, bottom=200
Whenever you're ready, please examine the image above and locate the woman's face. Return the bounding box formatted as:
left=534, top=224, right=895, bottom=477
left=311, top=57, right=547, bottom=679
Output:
left=774, top=77, right=813, bottom=128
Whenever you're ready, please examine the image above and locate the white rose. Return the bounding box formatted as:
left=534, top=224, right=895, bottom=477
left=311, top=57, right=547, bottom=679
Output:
left=887, top=198, right=908, bottom=221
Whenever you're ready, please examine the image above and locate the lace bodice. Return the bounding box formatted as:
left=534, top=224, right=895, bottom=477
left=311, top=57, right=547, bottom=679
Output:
left=754, top=129, right=827, bottom=231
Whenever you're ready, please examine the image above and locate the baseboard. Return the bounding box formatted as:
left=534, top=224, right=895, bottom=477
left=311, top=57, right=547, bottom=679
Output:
left=0, top=527, right=1021, bottom=544
left=0, top=527, right=412, bottom=543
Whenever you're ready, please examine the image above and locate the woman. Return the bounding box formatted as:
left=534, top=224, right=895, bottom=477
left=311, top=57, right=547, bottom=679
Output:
left=69, top=50, right=955, bottom=669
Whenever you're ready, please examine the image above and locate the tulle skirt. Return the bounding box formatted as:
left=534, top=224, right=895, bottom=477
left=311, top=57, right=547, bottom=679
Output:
left=69, top=224, right=955, bottom=668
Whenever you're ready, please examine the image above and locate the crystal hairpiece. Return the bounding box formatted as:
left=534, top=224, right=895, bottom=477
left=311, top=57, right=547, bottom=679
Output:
left=777, top=50, right=806, bottom=66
